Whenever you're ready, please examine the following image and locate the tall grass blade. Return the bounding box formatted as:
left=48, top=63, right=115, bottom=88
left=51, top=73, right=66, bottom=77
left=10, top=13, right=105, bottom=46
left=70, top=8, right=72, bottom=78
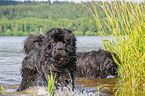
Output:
left=85, top=0, right=145, bottom=95
left=48, top=70, right=55, bottom=96
left=0, top=86, right=5, bottom=94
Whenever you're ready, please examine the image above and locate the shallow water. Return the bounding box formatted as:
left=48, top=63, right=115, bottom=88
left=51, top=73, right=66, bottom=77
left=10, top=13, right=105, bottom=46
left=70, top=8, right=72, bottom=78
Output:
left=0, top=36, right=118, bottom=95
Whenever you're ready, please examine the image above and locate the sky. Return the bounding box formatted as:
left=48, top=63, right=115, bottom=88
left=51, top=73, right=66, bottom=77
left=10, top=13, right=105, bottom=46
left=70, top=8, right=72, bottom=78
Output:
left=15, top=0, right=144, bottom=3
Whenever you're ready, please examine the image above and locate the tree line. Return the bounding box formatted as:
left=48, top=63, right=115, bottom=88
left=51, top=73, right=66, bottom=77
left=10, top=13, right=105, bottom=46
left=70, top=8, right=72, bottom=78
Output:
left=0, top=17, right=102, bottom=36
left=0, top=1, right=143, bottom=36
left=0, top=1, right=99, bottom=20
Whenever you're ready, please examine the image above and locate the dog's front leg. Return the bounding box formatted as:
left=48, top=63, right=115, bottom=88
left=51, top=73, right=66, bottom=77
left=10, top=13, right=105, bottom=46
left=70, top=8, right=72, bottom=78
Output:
left=17, top=68, right=37, bottom=91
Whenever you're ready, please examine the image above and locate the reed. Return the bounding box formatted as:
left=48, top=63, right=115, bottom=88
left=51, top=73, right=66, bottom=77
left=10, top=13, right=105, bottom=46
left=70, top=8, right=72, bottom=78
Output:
left=48, top=70, right=55, bottom=96
left=83, top=0, right=145, bottom=95
left=0, top=86, right=5, bottom=94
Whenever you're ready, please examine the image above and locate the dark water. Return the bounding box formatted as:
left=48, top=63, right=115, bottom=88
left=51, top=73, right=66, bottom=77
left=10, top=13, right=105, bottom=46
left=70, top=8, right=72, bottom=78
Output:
left=0, top=36, right=118, bottom=95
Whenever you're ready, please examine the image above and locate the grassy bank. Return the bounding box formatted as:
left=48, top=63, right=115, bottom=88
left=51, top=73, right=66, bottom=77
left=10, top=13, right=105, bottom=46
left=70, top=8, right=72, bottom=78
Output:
left=86, top=0, right=145, bottom=95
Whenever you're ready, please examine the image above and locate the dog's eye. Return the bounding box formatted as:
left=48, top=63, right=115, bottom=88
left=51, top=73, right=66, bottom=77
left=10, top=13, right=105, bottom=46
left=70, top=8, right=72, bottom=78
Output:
left=52, top=41, right=55, bottom=43
left=65, top=39, right=70, bottom=43
left=51, top=41, right=56, bottom=44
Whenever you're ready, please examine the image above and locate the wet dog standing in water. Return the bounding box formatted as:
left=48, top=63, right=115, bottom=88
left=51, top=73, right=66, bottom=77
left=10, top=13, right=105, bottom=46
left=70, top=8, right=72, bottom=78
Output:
left=17, top=28, right=77, bottom=91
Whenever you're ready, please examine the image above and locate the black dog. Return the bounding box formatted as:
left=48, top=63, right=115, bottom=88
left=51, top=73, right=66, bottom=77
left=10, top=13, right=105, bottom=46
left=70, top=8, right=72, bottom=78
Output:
left=76, top=50, right=118, bottom=78
left=17, top=28, right=77, bottom=91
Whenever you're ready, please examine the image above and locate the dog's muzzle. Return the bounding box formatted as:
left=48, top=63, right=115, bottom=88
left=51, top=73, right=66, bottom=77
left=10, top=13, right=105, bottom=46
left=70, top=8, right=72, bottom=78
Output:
left=51, top=42, right=68, bottom=58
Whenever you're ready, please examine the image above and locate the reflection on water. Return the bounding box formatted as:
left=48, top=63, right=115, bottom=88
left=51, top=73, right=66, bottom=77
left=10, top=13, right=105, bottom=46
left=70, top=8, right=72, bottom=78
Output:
left=0, top=36, right=117, bottom=95
left=75, top=77, right=118, bottom=95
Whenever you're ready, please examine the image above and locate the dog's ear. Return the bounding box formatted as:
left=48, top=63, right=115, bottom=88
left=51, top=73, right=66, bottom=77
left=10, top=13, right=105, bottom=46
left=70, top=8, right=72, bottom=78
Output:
left=24, top=34, right=45, bottom=54
left=45, top=28, right=56, bottom=37
left=64, top=28, right=73, bottom=34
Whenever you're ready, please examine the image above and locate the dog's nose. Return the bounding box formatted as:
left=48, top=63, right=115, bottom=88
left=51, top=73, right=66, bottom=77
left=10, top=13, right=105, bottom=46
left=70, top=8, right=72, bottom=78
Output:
left=56, top=47, right=64, bottom=51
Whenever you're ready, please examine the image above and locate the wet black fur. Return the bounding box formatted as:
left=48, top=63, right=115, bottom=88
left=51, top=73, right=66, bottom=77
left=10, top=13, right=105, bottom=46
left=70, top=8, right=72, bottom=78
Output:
left=17, top=28, right=77, bottom=91
left=76, top=50, right=118, bottom=78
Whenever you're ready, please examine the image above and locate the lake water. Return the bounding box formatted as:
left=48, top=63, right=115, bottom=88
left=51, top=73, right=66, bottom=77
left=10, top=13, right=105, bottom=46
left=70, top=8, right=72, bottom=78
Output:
left=0, top=36, right=118, bottom=95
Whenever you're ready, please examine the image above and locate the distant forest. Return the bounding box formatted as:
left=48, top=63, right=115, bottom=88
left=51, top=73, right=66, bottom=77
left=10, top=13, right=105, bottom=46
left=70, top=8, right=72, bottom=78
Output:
left=0, top=0, right=144, bottom=36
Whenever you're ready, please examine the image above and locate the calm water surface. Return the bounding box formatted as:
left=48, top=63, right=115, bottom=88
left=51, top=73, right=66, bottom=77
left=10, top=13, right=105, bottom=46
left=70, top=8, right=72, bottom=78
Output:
left=0, top=36, right=118, bottom=95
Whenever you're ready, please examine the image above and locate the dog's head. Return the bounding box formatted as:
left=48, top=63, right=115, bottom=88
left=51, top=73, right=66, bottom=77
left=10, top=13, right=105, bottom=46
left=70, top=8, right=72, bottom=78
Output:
left=45, top=28, right=76, bottom=68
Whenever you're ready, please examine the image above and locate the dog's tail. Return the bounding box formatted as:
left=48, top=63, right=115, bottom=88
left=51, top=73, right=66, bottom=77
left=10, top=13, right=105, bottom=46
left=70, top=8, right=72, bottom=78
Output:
left=24, top=34, right=45, bottom=54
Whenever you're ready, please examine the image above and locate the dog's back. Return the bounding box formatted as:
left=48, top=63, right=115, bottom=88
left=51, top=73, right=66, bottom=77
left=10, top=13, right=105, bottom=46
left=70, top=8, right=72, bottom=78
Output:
left=76, top=50, right=118, bottom=78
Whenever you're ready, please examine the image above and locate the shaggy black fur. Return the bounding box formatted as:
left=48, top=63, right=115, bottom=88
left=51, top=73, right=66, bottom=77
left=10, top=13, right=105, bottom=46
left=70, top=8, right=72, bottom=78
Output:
left=17, top=28, right=77, bottom=91
left=76, top=50, right=118, bottom=78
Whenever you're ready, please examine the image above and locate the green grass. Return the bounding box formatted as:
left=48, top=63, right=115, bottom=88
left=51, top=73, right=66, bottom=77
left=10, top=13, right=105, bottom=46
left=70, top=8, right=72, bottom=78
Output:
left=85, top=1, right=145, bottom=95
left=48, top=70, right=55, bottom=96
left=79, top=0, right=145, bottom=95
left=0, top=86, right=5, bottom=94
